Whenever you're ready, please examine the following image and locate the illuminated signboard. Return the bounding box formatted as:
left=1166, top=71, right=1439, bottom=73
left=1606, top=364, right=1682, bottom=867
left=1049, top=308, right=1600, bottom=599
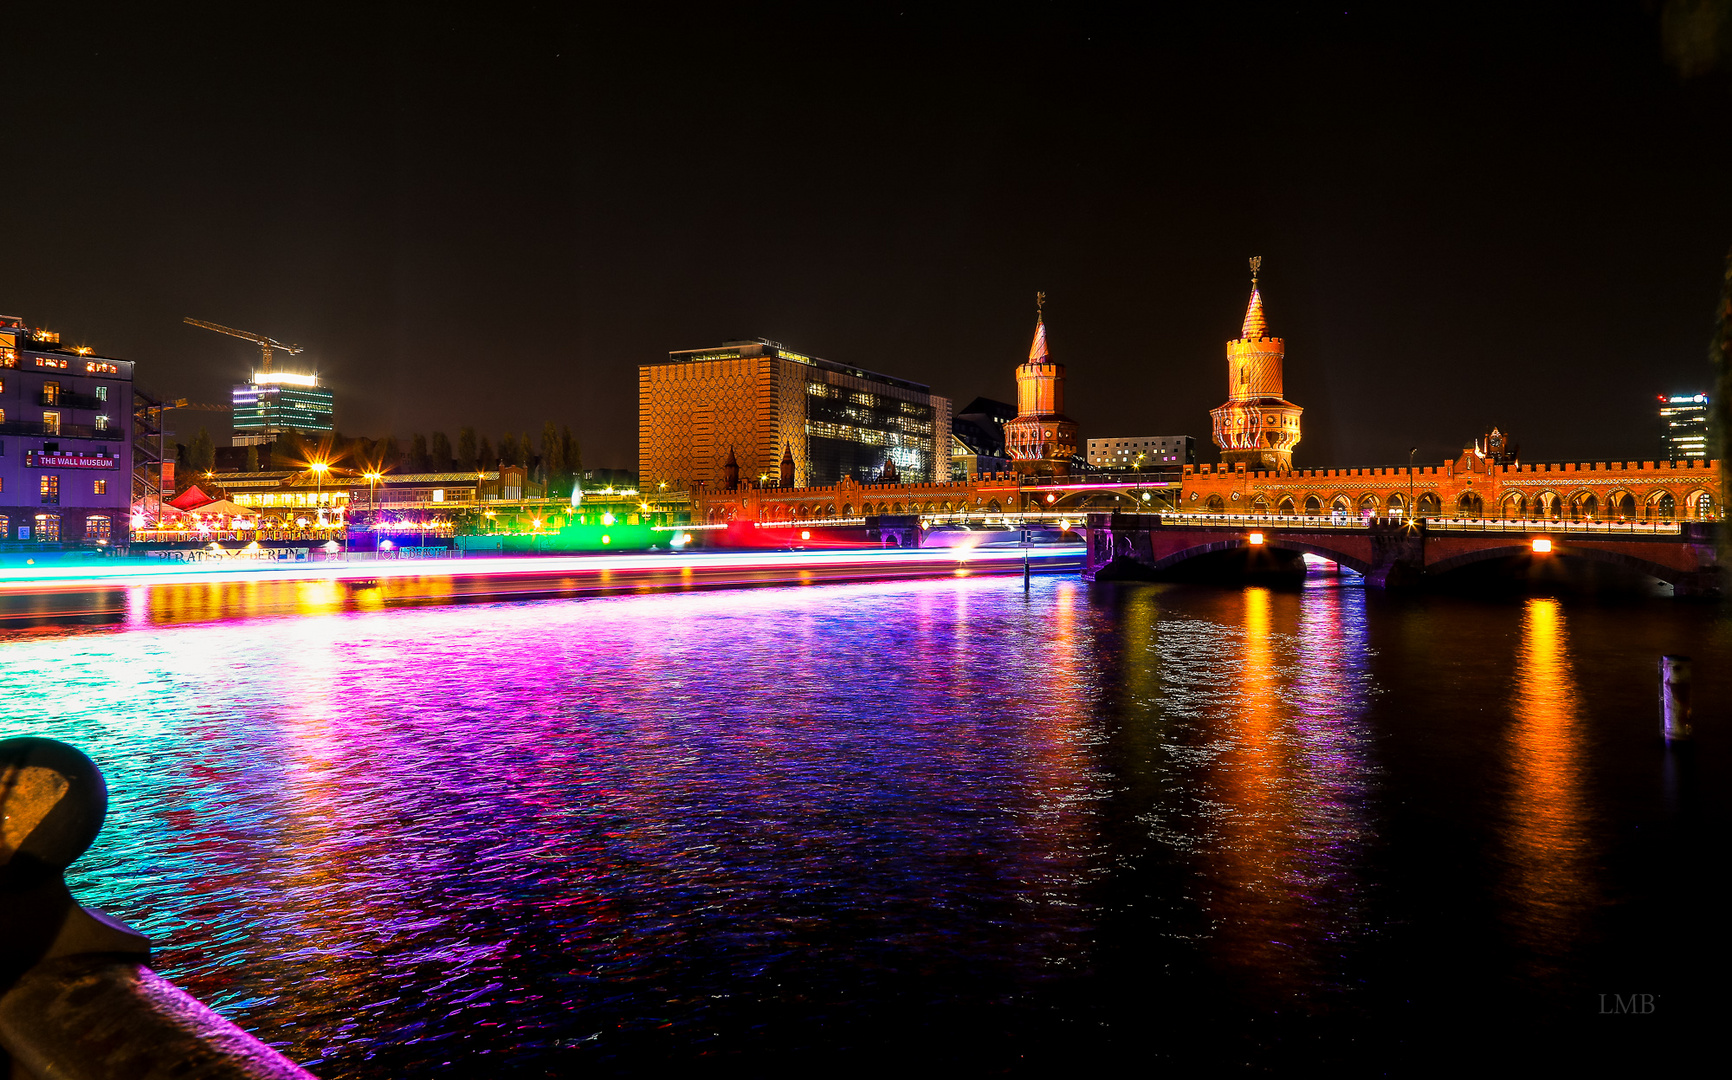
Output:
left=85, top=361, right=120, bottom=374
left=33, top=356, right=69, bottom=369
left=25, top=450, right=118, bottom=470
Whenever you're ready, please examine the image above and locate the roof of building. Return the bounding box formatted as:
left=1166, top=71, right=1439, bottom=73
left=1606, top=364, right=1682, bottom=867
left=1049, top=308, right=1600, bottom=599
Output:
left=1241, top=286, right=1267, bottom=339
left=1028, top=318, right=1049, bottom=362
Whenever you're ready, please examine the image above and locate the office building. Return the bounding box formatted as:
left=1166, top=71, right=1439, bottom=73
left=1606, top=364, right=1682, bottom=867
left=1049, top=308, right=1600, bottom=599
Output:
left=0, top=315, right=134, bottom=546
left=639, top=338, right=951, bottom=489
left=232, top=371, right=334, bottom=446
left=1659, top=393, right=1709, bottom=460
left=1087, top=435, right=1195, bottom=470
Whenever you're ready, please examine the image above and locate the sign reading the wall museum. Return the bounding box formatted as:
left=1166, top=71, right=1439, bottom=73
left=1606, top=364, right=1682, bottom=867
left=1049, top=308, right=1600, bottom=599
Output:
left=26, top=450, right=118, bottom=469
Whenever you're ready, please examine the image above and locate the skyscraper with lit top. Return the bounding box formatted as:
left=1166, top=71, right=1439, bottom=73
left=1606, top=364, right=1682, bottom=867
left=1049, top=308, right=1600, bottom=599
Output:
left=1210, top=257, right=1302, bottom=472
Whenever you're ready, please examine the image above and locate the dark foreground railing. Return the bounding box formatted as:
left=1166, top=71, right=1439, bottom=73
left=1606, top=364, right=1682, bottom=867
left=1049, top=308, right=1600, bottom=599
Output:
left=0, top=737, right=316, bottom=1080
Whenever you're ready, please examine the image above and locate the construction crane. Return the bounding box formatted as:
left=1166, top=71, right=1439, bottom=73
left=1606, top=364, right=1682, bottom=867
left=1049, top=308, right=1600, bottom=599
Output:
left=183, top=318, right=303, bottom=375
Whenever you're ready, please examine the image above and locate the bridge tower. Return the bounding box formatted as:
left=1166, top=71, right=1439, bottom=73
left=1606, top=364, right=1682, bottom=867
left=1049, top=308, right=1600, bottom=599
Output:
left=1210, top=257, right=1303, bottom=472
left=1004, top=292, right=1079, bottom=477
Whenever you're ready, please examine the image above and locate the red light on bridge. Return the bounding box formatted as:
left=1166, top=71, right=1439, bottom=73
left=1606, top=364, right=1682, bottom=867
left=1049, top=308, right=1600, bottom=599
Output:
left=1248, top=532, right=1265, bottom=545
left=1532, top=538, right=1553, bottom=553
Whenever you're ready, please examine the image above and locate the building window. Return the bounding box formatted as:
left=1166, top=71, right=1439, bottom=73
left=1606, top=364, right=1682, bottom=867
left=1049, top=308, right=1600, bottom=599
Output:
left=85, top=515, right=111, bottom=541
left=94, top=479, right=108, bottom=495
left=95, top=415, right=109, bottom=430
left=0, top=515, right=8, bottom=539
left=34, top=514, right=59, bottom=542
left=41, top=475, right=59, bottom=504
left=42, top=381, right=61, bottom=405
left=96, top=385, right=107, bottom=401
left=432, top=489, right=445, bottom=503
left=42, top=411, right=60, bottom=435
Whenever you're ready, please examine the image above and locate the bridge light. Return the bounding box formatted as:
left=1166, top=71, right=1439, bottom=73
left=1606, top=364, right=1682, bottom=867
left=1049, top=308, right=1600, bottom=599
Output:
left=1249, top=532, right=1265, bottom=545
left=1532, top=538, right=1553, bottom=553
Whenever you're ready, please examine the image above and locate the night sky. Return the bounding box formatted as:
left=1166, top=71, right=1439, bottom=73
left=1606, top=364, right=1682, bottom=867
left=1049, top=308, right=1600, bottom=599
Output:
left=2, top=3, right=1727, bottom=469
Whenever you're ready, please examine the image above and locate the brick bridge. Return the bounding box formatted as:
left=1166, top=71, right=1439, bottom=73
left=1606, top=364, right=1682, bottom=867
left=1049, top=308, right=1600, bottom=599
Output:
left=1083, top=513, right=1724, bottom=596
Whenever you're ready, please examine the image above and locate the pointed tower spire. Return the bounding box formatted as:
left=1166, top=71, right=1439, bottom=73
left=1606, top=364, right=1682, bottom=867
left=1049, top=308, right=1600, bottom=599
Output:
left=1241, top=255, right=1266, bottom=339
left=1028, top=291, right=1049, bottom=361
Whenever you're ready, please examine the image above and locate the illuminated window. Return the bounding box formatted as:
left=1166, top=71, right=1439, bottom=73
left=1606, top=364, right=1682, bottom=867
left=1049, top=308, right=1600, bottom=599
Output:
left=95, top=385, right=107, bottom=401
left=432, top=489, right=445, bottom=503
left=41, top=411, right=59, bottom=435
left=95, top=415, right=109, bottom=430
left=0, top=515, right=8, bottom=538
left=40, top=475, right=58, bottom=505
left=94, top=479, right=108, bottom=495
left=85, top=515, right=110, bottom=541
left=34, top=513, right=58, bottom=541
left=42, top=381, right=61, bottom=405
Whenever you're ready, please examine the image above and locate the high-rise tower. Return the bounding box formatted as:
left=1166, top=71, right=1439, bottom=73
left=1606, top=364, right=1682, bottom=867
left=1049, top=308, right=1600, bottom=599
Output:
left=1004, top=293, right=1078, bottom=476
left=1209, top=257, right=1302, bottom=472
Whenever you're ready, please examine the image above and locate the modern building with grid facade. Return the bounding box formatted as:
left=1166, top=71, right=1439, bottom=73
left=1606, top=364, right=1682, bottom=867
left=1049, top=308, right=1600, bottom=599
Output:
left=0, top=314, right=134, bottom=547
left=639, top=339, right=951, bottom=490
left=232, top=371, right=334, bottom=446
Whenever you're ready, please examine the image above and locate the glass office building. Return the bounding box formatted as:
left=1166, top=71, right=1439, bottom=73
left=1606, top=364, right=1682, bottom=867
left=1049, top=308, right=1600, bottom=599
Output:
left=640, top=339, right=951, bottom=490
left=1659, top=393, right=1709, bottom=460
left=232, top=372, right=334, bottom=446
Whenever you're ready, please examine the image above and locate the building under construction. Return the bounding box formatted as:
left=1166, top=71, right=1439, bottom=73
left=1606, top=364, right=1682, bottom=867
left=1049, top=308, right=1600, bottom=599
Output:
left=184, top=318, right=334, bottom=446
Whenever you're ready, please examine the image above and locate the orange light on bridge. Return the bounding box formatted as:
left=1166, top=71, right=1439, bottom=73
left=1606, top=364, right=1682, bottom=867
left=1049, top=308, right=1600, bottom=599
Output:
left=1248, top=532, right=1265, bottom=545
left=1532, top=538, right=1553, bottom=553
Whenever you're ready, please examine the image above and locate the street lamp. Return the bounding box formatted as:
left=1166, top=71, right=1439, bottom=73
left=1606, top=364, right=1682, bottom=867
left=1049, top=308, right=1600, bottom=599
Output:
left=309, top=461, right=330, bottom=546
left=1407, top=447, right=1418, bottom=525
left=365, top=471, right=382, bottom=551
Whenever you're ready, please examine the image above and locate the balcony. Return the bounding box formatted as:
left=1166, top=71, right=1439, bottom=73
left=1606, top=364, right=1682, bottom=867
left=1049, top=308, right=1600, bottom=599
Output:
left=41, top=391, right=106, bottom=410
left=0, top=420, right=111, bottom=440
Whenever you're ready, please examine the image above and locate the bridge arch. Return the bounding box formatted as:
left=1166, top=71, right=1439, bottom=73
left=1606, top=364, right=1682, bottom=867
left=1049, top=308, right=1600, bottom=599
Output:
left=1607, top=490, right=1636, bottom=520
left=1645, top=490, right=1676, bottom=521
left=1568, top=491, right=1599, bottom=521
left=1331, top=495, right=1351, bottom=513
left=1206, top=494, right=1226, bottom=511
left=1417, top=492, right=1442, bottom=516
left=1427, top=541, right=1693, bottom=585
left=1686, top=488, right=1718, bottom=519
left=1458, top=491, right=1484, bottom=517
left=1144, top=536, right=1375, bottom=576
left=1359, top=493, right=1379, bottom=513
left=1501, top=492, right=1526, bottom=518
left=1277, top=495, right=1296, bottom=514
left=1304, top=494, right=1323, bottom=514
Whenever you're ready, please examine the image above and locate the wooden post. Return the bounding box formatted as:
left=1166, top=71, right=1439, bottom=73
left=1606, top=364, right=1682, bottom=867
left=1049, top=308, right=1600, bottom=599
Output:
left=1661, top=655, right=1693, bottom=742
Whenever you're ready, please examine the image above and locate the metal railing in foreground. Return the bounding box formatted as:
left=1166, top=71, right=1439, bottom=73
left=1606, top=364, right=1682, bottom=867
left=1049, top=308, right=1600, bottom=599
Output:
left=0, top=737, right=316, bottom=1080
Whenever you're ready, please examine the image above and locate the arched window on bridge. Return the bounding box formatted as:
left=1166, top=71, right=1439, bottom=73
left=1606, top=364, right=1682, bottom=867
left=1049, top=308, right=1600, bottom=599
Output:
left=892, top=503, right=903, bottom=514
left=825, top=504, right=837, bottom=518
left=1386, top=492, right=1406, bottom=518
left=1609, top=491, right=1636, bottom=521
left=1277, top=496, right=1295, bottom=515
left=1688, top=489, right=1716, bottom=520
left=1534, top=491, right=1562, bottom=520
left=1331, top=495, right=1351, bottom=514
left=1646, top=491, right=1675, bottom=521
left=1457, top=492, right=1483, bottom=518
left=1501, top=492, right=1526, bottom=519
left=1251, top=495, right=1269, bottom=514
left=1206, top=494, right=1226, bottom=512
left=1417, top=492, right=1442, bottom=517
left=1304, top=494, right=1323, bottom=515
left=986, top=499, right=1001, bottom=513
left=1569, top=492, right=1598, bottom=522
left=1359, top=493, right=1379, bottom=516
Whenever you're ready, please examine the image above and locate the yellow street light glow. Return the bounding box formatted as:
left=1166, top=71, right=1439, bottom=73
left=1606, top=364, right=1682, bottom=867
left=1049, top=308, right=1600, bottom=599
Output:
left=801, top=530, right=811, bottom=540
left=1249, top=532, right=1265, bottom=545
left=1532, top=538, right=1553, bottom=553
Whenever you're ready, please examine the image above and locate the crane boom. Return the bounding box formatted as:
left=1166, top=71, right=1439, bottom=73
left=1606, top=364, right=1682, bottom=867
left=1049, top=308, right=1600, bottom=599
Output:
left=183, top=317, right=303, bottom=374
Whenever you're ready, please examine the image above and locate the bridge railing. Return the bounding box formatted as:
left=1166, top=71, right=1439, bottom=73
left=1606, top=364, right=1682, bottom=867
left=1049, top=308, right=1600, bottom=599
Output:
left=1126, top=512, right=1690, bottom=535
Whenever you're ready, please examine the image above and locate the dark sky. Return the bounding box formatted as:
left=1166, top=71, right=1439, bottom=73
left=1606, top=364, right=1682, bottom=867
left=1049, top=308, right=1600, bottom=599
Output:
left=2, top=3, right=1727, bottom=468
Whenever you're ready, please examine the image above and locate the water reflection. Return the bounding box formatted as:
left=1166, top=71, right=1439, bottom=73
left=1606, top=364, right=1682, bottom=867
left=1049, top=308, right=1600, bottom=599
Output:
left=1504, top=598, right=1596, bottom=970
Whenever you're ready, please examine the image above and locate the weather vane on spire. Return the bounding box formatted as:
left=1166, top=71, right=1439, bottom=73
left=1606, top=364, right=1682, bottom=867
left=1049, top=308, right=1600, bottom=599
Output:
left=1249, top=255, right=1262, bottom=287
left=1036, top=291, right=1046, bottom=321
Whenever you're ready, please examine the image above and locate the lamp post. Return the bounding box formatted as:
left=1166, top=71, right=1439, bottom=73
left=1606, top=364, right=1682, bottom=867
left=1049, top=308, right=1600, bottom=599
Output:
left=309, top=461, right=329, bottom=543
left=365, top=471, right=381, bottom=552
left=1407, top=447, right=1418, bottom=525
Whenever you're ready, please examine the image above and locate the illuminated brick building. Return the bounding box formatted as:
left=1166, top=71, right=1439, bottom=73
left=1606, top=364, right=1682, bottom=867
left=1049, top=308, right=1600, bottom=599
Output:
left=638, top=338, right=951, bottom=491
left=1003, top=301, right=1078, bottom=476
left=1210, top=257, right=1302, bottom=472
left=0, top=314, right=134, bottom=546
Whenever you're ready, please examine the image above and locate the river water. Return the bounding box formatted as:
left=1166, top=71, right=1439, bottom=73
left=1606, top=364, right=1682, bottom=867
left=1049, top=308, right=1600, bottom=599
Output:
left=3, top=574, right=1725, bottom=1073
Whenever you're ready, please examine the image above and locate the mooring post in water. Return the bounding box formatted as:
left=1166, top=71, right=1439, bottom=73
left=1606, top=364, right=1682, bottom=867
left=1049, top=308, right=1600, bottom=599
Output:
left=1023, top=532, right=1031, bottom=591
left=1660, top=655, right=1693, bottom=743
left=0, top=736, right=317, bottom=1080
